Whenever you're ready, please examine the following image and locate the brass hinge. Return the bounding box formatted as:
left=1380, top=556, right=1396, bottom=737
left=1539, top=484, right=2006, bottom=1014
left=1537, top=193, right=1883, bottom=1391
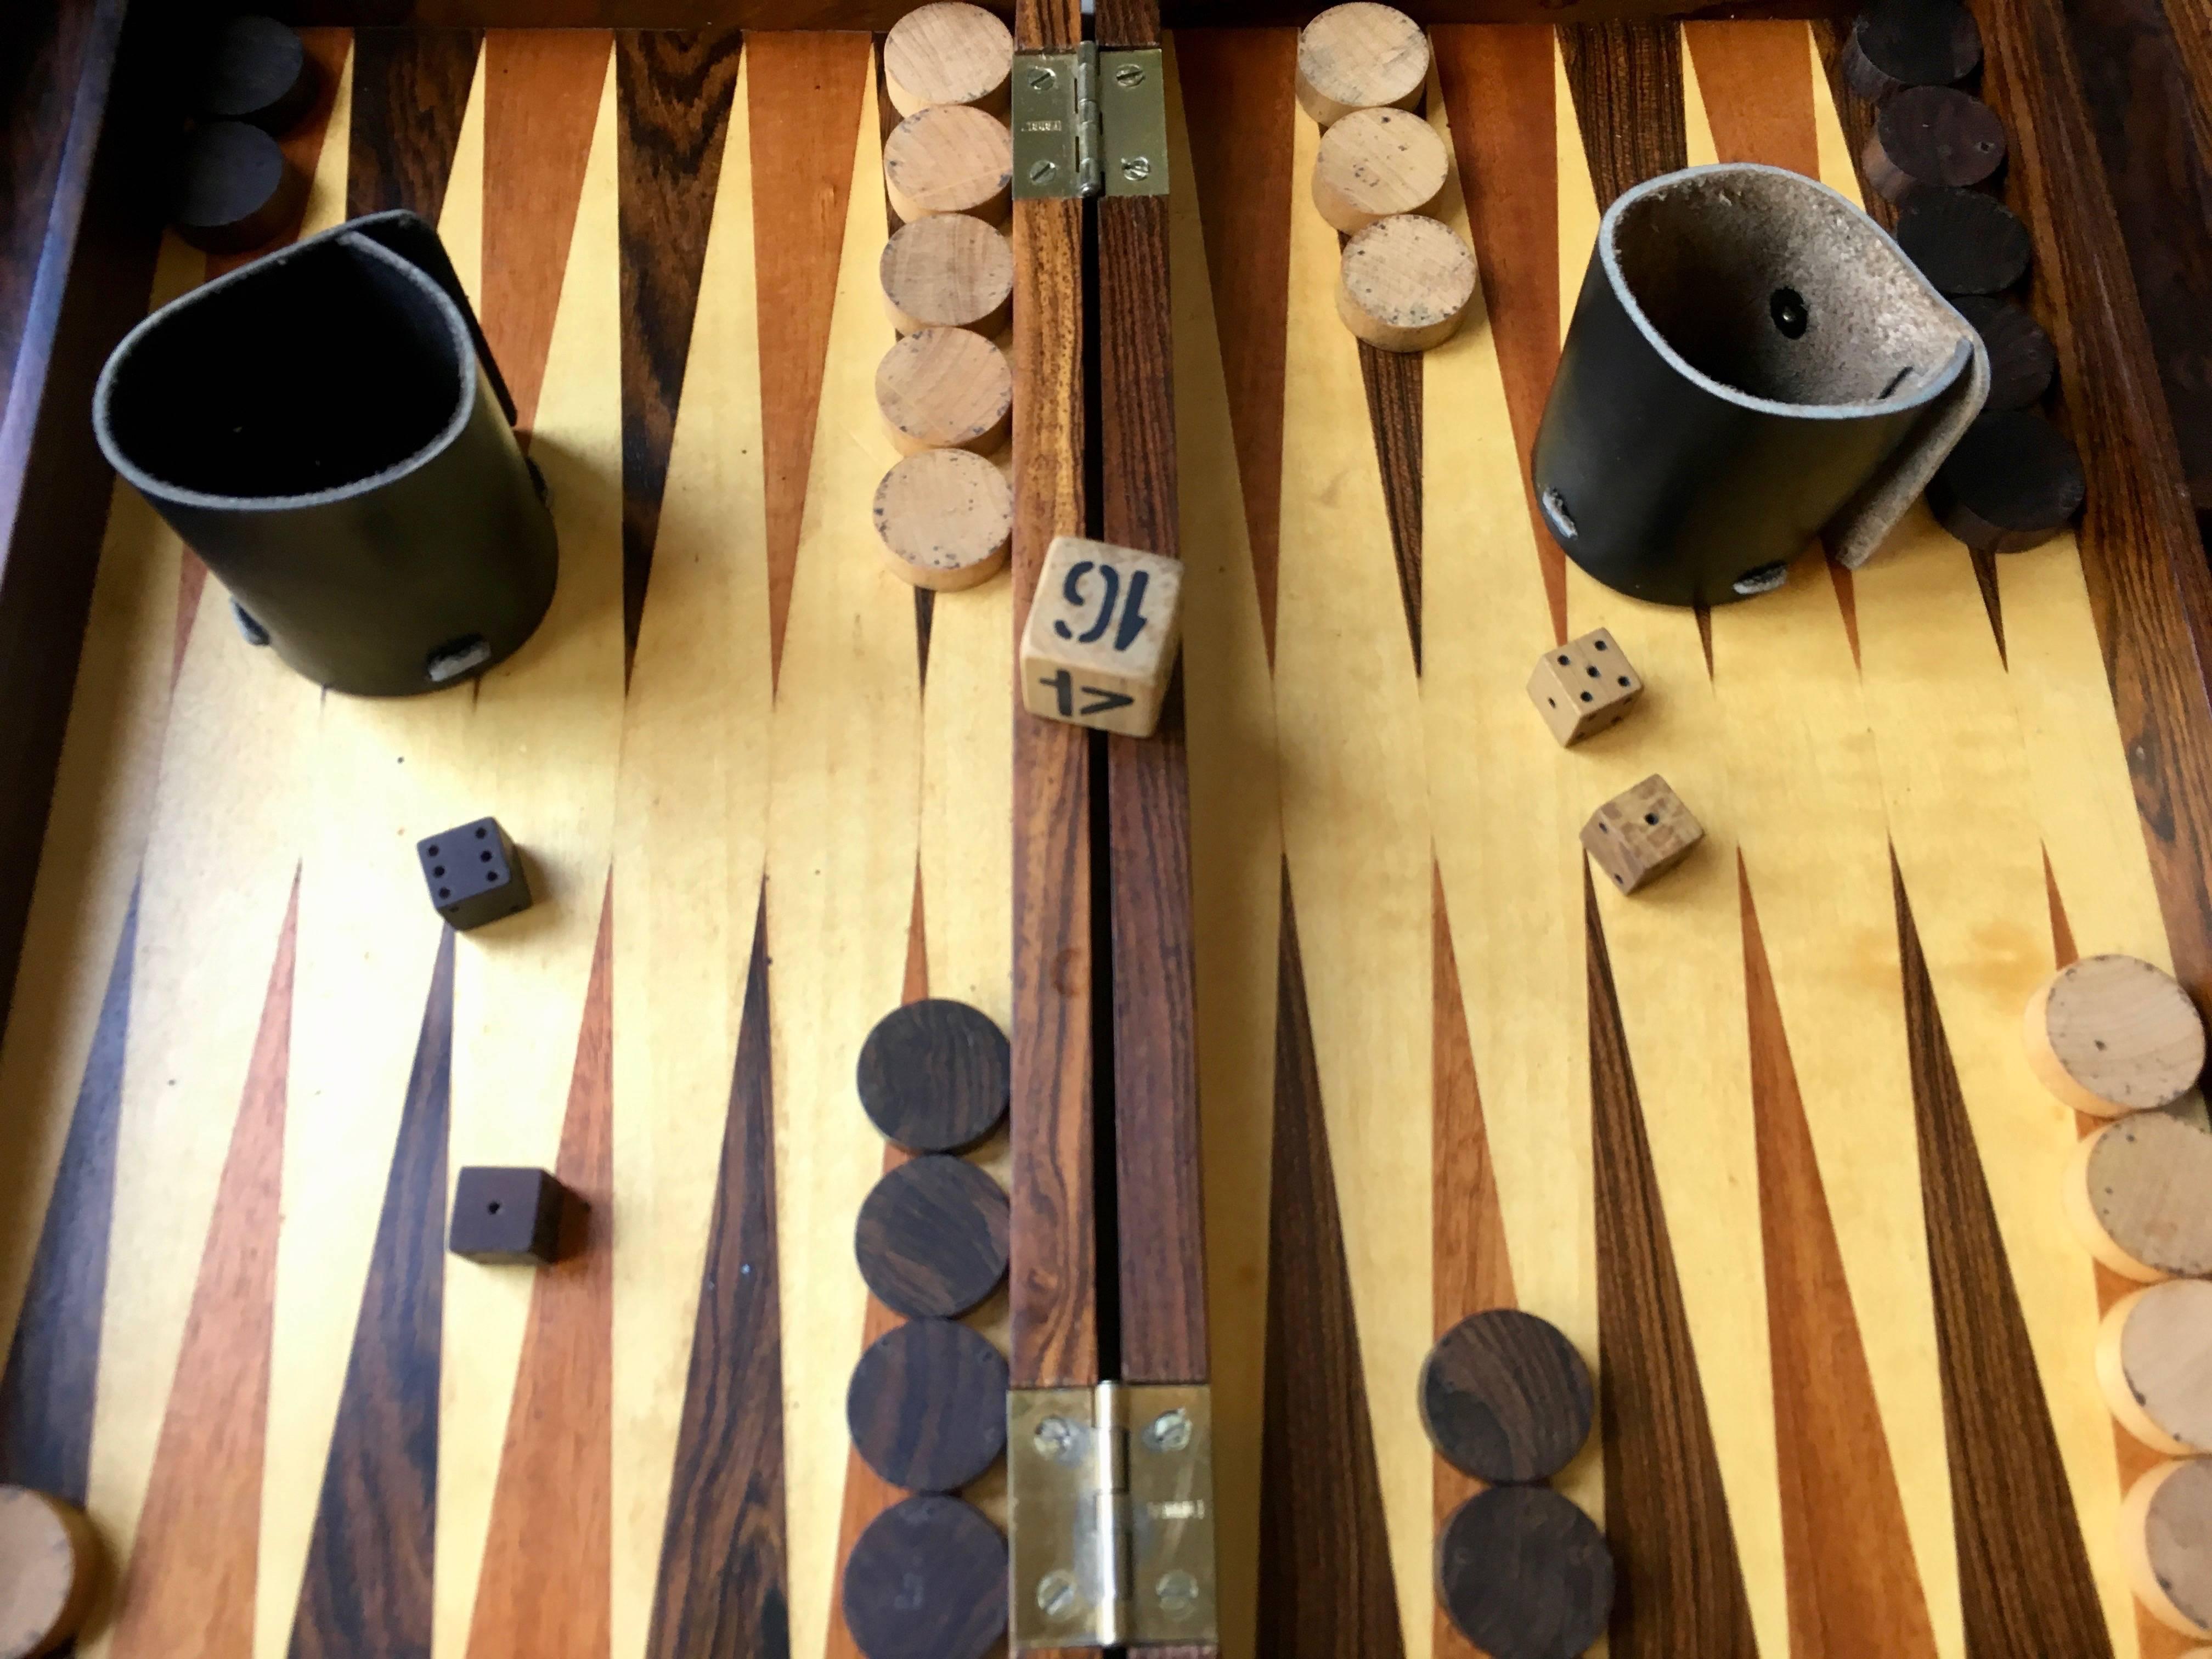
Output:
left=1008, top=1382, right=1216, bottom=1649
left=1011, top=43, right=1170, bottom=200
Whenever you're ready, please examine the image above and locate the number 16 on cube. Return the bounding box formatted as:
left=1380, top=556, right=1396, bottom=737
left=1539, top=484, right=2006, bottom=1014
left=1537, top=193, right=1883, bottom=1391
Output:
left=1020, top=535, right=1185, bottom=738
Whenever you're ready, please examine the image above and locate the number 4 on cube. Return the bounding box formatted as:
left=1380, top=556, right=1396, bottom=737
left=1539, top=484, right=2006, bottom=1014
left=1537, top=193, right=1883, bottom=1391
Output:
left=1020, top=535, right=1185, bottom=738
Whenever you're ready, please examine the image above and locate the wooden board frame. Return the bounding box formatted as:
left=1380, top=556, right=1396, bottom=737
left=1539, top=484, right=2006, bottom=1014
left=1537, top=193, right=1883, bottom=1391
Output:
left=0, top=3, right=2209, bottom=1657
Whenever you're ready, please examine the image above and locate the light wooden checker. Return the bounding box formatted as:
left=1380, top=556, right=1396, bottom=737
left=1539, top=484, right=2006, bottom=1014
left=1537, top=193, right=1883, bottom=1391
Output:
left=882, top=104, right=1012, bottom=225
left=879, top=213, right=1013, bottom=335
left=2026, top=953, right=2207, bottom=1116
left=875, top=326, right=1012, bottom=454
left=883, top=1, right=1013, bottom=119
left=2099, top=1280, right=2212, bottom=1455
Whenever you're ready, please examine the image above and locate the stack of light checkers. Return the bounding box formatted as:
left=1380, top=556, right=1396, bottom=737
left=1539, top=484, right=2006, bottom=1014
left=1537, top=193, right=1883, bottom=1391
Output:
left=841, top=998, right=1015, bottom=1659
left=1839, top=0, right=2085, bottom=554
left=2025, top=953, right=2212, bottom=1643
left=1296, top=3, right=1476, bottom=354
left=871, top=2, right=1020, bottom=595
left=1421, top=1310, right=1612, bottom=1656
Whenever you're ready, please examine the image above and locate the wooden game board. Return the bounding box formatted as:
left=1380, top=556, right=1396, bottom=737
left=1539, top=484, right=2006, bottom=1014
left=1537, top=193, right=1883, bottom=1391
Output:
left=0, top=10, right=2208, bottom=1659
left=1172, top=18, right=2212, bottom=1659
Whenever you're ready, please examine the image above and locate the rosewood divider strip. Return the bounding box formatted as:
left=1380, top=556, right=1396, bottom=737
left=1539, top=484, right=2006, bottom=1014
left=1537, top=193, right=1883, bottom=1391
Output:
left=1009, top=0, right=1097, bottom=1396
left=1098, top=0, right=1209, bottom=1391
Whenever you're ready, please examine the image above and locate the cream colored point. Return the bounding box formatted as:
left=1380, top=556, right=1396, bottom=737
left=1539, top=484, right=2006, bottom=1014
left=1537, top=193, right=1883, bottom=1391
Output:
left=883, top=104, right=1012, bottom=224
left=1312, top=106, right=1448, bottom=234
left=2062, top=1111, right=2212, bottom=1281
left=0, top=1487, right=99, bottom=1659
left=884, top=1, right=1013, bottom=117
left=873, top=448, right=1012, bottom=591
left=2025, top=953, right=2207, bottom=1116
left=2120, top=1458, right=2212, bottom=1638
left=880, top=213, right=1013, bottom=335
left=876, top=326, right=1012, bottom=454
left=2098, top=1279, right=2212, bottom=1455
left=1296, top=2, right=1429, bottom=127
left=1336, top=212, right=1475, bottom=352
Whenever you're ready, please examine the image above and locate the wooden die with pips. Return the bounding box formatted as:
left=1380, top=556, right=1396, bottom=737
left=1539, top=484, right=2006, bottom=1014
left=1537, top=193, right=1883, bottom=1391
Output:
left=1530, top=628, right=1643, bottom=746
left=1582, top=775, right=1703, bottom=894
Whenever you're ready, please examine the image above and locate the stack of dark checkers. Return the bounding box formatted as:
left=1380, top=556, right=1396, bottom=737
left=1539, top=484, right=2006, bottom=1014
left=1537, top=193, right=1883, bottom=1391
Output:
left=1421, top=1310, right=1612, bottom=1657
left=1841, top=0, right=2084, bottom=554
left=170, top=16, right=320, bottom=254
left=840, top=998, right=1013, bottom=1659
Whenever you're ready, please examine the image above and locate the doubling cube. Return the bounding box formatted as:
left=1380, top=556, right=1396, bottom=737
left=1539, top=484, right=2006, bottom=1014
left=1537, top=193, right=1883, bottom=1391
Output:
left=449, top=1166, right=571, bottom=1266
left=1529, top=628, right=1643, bottom=746
left=418, top=817, right=532, bottom=930
left=1582, top=775, right=1703, bottom=894
left=1020, top=535, right=1184, bottom=738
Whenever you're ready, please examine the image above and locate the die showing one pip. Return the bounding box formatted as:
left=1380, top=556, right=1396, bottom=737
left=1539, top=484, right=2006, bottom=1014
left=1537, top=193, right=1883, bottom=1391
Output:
left=1582, top=774, right=1703, bottom=894
left=418, top=816, right=532, bottom=930
left=1529, top=628, right=1643, bottom=746
left=1020, top=535, right=1184, bottom=738
left=449, top=1166, right=572, bottom=1266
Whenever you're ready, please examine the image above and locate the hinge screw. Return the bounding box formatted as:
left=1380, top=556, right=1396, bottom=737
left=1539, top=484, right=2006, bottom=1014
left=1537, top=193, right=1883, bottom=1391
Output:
left=1036, top=1569, right=1083, bottom=1619
left=1114, top=61, right=1147, bottom=86
left=1033, top=1414, right=1079, bottom=1457
left=1119, top=155, right=1152, bottom=182
left=1028, top=158, right=1059, bottom=185
left=1142, top=1407, right=1192, bottom=1452
left=1156, top=1570, right=1201, bottom=1616
left=1029, top=65, right=1057, bottom=91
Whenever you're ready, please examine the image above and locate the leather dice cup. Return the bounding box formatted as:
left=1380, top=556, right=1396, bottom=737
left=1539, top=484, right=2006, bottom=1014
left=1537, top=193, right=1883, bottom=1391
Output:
left=94, top=211, right=556, bottom=696
left=1533, top=163, right=1990, bottom=608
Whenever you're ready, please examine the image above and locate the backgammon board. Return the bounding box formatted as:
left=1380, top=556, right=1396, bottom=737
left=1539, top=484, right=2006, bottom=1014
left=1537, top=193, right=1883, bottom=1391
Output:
left=1, top=8, right=2209, bottom=1659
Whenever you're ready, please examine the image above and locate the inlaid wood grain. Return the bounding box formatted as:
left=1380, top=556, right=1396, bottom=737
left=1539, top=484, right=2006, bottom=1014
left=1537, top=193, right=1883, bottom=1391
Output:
left=1164, top=44, right=1285, bottom=1659
left=0, top=237, right=188, bottom=1454
left=611, top=43, right=771, bottom=1657
left=438, top=46, right=625, bottom=1659
left=644, top=899, right=786, bottom=1659
left=1430, top=867, right=1509, bottom=1659
left=1358, top=343, right=1421, bottom=669
left=1742, top=872, right=1940, bottom=1659
left=1897, top=865, right=2117, bottom=1658
left=1008, top=0, right=1093, bottom=1399
left=102, top=882, right=292, bottom=1659
left=481, top=30, right=608, bottom=436
left=1173, top=28, right=1294, bottom=660
left=258, top=69, right=477, bottom=1659
left=1974, top=0, right=2212, bottom=1005
left=748, top=31, right=871, bottom=686
left=1424, top=58, right=1600, bottom=1562
left=1256, top=881, right=1406, bottom=1659
left=1550, top=32, right=1794, bottom=1655
left=759, top=53, right=931, bottom=1659
left=1099, top=123, right=1210, bottom=1378
left=1683, top=32, right=1968, bottom=1658
left=0, top=0, right=167, bottom=1046
left=1277, top=92, right=1434, bottom=1654
left=465, top=891, right=613, bottom=1659
left=346, top=27, right=479, bottom=219
left=87, top=580, right=318, bottom=1640
left=0, top=893, right=131, bottom=1504
left=286, top=931, right=452, bottom=1659
left=614, top=26, right=743, bottom=674
left=1588, top=872, right=1758, bottom=1659
left=1434, top=25, right=1564, bottom=642
left=2062, top=0, right=2212, bottom=511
